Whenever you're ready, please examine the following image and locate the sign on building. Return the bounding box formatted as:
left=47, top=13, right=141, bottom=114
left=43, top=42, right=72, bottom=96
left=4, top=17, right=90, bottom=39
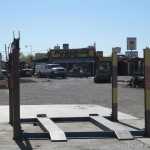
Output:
left=99, top=57, right=112, bottom=62
left=50, top=49, right=95, bottom=58
left=127, top=37, right=137, bottom=50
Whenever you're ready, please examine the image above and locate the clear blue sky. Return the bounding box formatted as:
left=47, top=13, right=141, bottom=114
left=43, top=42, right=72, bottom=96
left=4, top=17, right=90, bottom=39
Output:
left=0, top=0, right=150, bottom=60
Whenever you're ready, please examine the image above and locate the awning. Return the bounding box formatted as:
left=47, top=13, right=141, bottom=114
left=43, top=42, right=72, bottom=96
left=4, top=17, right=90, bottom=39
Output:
left=51, top=58, right=95, bottom=63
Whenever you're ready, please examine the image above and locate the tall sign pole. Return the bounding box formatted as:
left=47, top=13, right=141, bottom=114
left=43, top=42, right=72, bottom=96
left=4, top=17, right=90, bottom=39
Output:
left=144, top=47, right=150, bottom=137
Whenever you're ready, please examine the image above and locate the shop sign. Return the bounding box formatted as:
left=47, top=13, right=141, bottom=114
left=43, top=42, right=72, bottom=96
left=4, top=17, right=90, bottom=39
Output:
left=99, top=57, right=112, bottom=62
left=50, top=49, right=95, bottom=58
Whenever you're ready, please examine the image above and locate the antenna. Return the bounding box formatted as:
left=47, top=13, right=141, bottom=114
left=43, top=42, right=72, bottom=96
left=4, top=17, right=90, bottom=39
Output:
left=8, top=45, right=9, bottom=55
left=18, top=31, right=20, bottom=39
left=5, top=44, right=8, bottom=61
left=13, top=31, right=15, bottom=40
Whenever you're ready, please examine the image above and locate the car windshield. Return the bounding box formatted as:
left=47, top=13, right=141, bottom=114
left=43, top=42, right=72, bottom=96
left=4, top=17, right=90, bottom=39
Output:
left=97, top=72, right=109, bottom=76
left=50, top=64, right=60, bottom=68
left=96, top=70, right=111, bottom=76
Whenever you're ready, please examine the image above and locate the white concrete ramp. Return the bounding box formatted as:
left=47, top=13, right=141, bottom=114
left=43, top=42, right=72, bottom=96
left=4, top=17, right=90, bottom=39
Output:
left=37, top=115, right=67, bottom=142
left=90, top=116, right=134, bottom=140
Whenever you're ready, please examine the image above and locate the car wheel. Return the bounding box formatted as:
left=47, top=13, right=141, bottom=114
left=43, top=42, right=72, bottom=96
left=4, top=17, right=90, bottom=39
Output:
left=94, top=78, right=97, bottom=83
left=130, top=78, right=136, bottom=87
left=62, top=75, right=66, bottom=78
left=108, top=78, right=111, bottom=83
left=51, top=72, right=55, bottom=78
left=38, top=72, right=42, bottom=78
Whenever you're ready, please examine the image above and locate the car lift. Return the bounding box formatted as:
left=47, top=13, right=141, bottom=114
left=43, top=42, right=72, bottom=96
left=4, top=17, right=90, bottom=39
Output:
left=7, top=33, right=149, bottom=141
left=20, top=114, right=145, bottom=141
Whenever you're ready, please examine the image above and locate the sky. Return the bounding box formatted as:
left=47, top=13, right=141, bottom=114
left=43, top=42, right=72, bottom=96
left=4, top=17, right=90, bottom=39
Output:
left=0, top=0, right=150, bottom=60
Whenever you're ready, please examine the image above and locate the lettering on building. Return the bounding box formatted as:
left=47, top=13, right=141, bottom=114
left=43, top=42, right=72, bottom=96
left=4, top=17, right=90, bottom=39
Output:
left=51, top=49, right=95, bottom=58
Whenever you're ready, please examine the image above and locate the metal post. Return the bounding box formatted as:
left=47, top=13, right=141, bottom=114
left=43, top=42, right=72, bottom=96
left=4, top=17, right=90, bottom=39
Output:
left=0, top=53, right=2, bottom=78
left=12, top=38, right=21, bottom=139
left=66, top=62, right=68, bottom=74
left=112, top=52, right=118, bottom=121
left=131, top=49, right=133, bottom=58
left=144, top=48, right=150, bottom=137
left=8, top=53, right=13, bottom=125
left=93, top=62, right=95, bottom=76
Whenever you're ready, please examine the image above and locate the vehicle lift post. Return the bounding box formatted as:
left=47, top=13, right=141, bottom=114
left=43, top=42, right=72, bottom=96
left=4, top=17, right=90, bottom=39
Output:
left=112, top=52, right=118, bottom=121
left=8, top=32, right=21, bottom=140
left=8, top=53, right=13, bottom=125
left=144, top=47, right=150, bottom=137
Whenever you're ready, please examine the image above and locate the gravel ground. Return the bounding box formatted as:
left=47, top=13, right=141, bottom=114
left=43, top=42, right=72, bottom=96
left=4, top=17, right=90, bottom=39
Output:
left=0, top=76, right=144, bottom=119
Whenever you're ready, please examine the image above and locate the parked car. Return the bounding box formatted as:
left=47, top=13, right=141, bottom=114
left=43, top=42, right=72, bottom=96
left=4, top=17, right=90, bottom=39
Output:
left=20, top=68, right=33, bottom=77
left=94, top=70, right=111, bottom=83
left=69, top=67, right=88, bottom=78
left=2, top=69, right=8, bottom=77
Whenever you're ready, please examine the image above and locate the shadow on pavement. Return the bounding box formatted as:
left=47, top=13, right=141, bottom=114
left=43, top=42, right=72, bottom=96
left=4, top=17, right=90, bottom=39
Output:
left=15, top=139, right=33, bottom=150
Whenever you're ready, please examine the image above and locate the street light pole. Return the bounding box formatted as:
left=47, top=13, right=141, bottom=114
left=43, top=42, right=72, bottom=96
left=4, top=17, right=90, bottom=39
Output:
left=25, top=45, right=32, bottom=54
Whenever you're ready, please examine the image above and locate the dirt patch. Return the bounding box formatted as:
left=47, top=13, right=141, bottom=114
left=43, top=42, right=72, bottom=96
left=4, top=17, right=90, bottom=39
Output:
left=0, top=78, right=36, bottom=89
left=0, top=79, right=8, bottom=89
left=20, top=78, right=37, bottom=83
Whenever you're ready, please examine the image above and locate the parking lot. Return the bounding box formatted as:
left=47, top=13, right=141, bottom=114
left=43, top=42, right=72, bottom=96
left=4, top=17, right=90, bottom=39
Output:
left=0, top=76, right=144, bottom=119
left=0, top=76, right=149, bottom=149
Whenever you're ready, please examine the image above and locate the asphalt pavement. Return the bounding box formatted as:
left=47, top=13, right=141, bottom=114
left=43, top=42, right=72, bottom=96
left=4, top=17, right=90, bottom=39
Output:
left=0, top=76, right=149, bottom=150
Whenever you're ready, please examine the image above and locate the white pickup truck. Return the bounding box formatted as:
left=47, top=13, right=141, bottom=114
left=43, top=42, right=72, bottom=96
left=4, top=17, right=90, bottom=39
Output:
left=35, top=64, right=66, bottom=78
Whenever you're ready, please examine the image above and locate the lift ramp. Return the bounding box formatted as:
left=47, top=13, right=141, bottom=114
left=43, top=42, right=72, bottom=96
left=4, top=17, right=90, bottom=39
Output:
left=90, top=115, right=134, bottom=140
left=37, top=114, right=67, bottom=141
left=22, top=114, right=135, bottom=141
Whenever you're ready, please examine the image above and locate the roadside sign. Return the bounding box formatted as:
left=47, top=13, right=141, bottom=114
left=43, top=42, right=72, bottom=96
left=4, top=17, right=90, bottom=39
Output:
left=125, top=51, right=138, bottom=58
left=127, top=37, right=136, bottom=50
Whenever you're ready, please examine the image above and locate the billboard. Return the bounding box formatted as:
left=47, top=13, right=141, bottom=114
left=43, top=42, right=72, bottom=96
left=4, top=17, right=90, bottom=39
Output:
left=50, top=49, right=95, bottom=58
left=112, top=47, right=121, bottom=53
left=125, top=51, right=138, bottom=58
left=127, top=37, right=137, bottom=50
